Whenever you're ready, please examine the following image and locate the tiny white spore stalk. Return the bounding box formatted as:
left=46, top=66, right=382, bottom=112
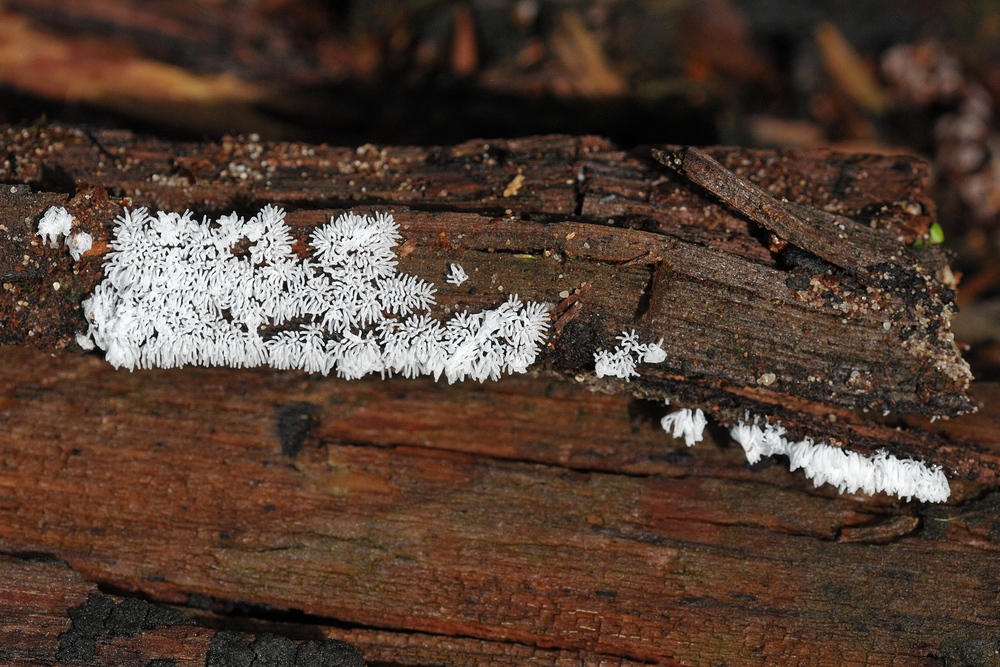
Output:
left=594, top=329, right=667, bottom=380
left=446, top=263, right=469, bottom=286
left=661, top=408, right=707, bottom=447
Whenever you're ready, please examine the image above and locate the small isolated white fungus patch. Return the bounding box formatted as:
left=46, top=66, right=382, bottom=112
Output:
left=77, top=206, right=550, bottom=381
left=37, top=206, right=73, bottom=247
left=67, top=231, right=93, bottom=261
left=76, top=333, right=95, bottom=351
left=446, top=263, right=469, bottom=286
left=594, top=330, right=666, bottom=380
left=730, top=417, right=950, bottom=503
left=38, top=206, right=92, bottom=260
left=643, top=341, right=667, bottom=364
left=661, top=407, right=707, bottom=447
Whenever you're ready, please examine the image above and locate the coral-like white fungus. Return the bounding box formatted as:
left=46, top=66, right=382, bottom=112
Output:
left=73, top=205, right=550, bottom=381
left=75, top=332, right=96, bottom=351
left=67, top=231, right=93, bottom=261
left=594, top=330, right=666, bottom=380
left=661, top=407, right=707, bottom=447
left=37, top=206, right=74, bottom=247
left=446, top=263, right=469, bottom=287
left=36, top=208, right=93, bottom=260
left=730, top=418, right=950, bottom=503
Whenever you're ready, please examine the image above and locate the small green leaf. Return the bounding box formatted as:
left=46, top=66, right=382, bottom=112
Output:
left=929, top=222, right=945, bottom=244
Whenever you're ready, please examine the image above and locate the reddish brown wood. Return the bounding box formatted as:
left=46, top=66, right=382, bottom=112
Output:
left=0, top=554, right=364, bottom=666
left=0, top=346, right=998, bottom=665
left=0, top=127, right=991, bottom=665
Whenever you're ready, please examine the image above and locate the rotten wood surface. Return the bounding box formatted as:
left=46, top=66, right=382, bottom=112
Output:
left=654, top=146, right=913, bottom=273
left=0, top=554, right=366, bottom=666
left=1, top=127, right=996, bottom=664
left=1, top=347, right=999, bottom=666
left=0, top=127, right=980, bottom=479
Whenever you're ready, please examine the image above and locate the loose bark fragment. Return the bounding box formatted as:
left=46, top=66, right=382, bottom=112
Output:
left=653, top=146, right=903, bottom=272
left=650, top=145, right=972, bottom=417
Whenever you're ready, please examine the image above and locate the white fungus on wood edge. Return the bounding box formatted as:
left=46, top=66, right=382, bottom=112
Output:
left=661, top=408, right=707, bottom=447
left=594, top=329, right=667, bottom=380
left=37, top=206, right=74, bottom=247
left=45, top=204, right=953, bottom=503
left=68, top=205, right=550, bottom=381
left=36, top=206, right=92, bottom=260
left=730, top=417, right=950, bottom=503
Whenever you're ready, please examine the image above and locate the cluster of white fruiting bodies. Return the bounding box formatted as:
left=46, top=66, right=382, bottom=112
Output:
left=593, top=329, right=667, bottom=379
left=71, top=205, right=549, bottom=382
left=729, top=418, right=950, bottom=503
left=659, top=407, right=949, bottom=502
left=37, top=206, right=92, bottom=260
left=661, top=408, right=708, bottom=447
left=445, top=263, right=469, bottom=286
left=43, top=205, right=951, bottom=503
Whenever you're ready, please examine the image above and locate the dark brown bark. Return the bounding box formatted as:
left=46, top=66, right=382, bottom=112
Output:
left=654, top=146, right=911, bottom=272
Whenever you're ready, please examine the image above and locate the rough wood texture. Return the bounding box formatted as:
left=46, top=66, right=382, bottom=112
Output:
left=0, top=555, right=365, bottom=666
left=0, top=128, right=968, bottom=414
left=654, top=147, right=905, bottom=270
left=0, top=127, right=978, bottom=478
left=0, top=126, right=994, bottom=665
left=0, top=347, right=998, bottom=666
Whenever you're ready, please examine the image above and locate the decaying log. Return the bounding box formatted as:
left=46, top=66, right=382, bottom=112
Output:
left=1, top=347, right=999, bottom=666
left=0, top=126, right=980, bottom=480
left=2, top=125, right=997, bottom=665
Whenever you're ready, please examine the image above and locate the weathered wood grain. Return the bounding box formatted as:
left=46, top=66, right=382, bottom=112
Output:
left=0, top=128, right=939, bottom=242
left=0, top=199, right=984, bottom=477
left=654, top=146, right=905, bottom=272
left=0, top=129, right=973, bottom=427
left=0, top=346, right=998, bottom=666
left=0, top=554, right=365, bottom=666
left=0, top=126, right=990, bottom=665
